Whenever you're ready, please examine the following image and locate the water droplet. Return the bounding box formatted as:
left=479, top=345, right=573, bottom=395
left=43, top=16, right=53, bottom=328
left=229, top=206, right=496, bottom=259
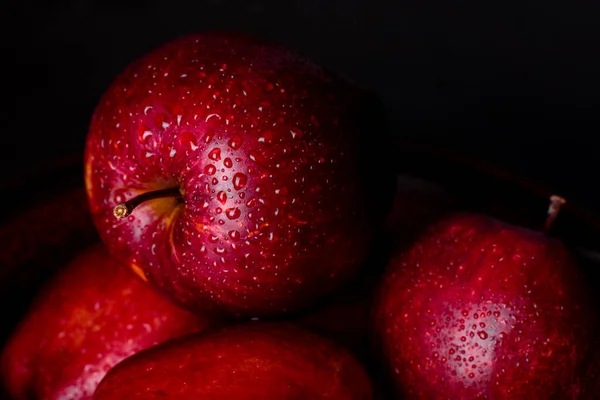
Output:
left=246, top=198, right=257, bottom=208
left=228, top=136, right=243, bottom=150
left=211, top=177, right=218, bottom=185
left=479, top=322, right=486, bottom=328
left=226, top=207, right=241, bottom=220
left=460, top=336, right=467, bottom=342
left=218, top=219, right=225, bottom=225
left=232, top=173, right=248, bottom=190
left=239, top=192, right=246, bottom=199
left=203, top=130, right=215, bottom=144
left=468, top=356, right=474, bottom=362
left=223, top=158, right=233, bottom=168
left=215, top=207, right=222, bottom=214
left=208, top=148, right=221, bottom=161
left=178, top=132, right=198, bottom=151
left=229, top=230, right=240, bottom=241
left=473, top=313, right=479, bottom=319
left=258, top=130, right=273, bottom=145
left=290, top=127, right=303, bottom=139
left=493, top=311, right=500, bottom=317
left=274, top=187, right=288, bottom=196
left=449, top=349, right=455, bottom=355
left=477, top=331, right=489, bottom=340
left=209, top=234, right=219, bottom=243
left=461, top=310, right=469, bottom=317
left=469, top=332, right=475, bottom=338
left=468, top=372, right=475, bottom=379
left=204, top=164, right=217, bottom=175
left=127, top=215, right=135, bottom=222
left=248, top=150, right=268, bottom=166
left=217, top=191, right=227, bottom=205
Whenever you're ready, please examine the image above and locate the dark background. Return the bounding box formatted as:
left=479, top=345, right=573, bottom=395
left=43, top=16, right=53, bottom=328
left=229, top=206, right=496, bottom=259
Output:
left=2, top=0, right=600, bottom=213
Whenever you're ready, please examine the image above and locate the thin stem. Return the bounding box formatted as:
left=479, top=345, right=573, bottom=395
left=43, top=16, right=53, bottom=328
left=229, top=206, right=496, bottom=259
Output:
left=113, top=187, right=182, bottom=219
left=544, top=194, right=567, bottom=233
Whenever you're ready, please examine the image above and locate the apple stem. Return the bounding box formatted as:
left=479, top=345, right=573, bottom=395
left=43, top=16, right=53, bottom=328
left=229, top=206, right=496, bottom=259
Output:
left=544, top=194, right=567, bottom=233
left=113, top=187, right=182, bottom=219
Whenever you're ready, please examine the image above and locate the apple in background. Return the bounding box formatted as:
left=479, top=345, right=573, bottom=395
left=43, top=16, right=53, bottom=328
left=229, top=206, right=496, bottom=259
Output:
left=1, top=244, right=219, bottom=400
left=372, top=210, right=599, bottom=399
left=84, top=30, right=391, bottom=318
left=0, top=187, right=98, bottom=346
left=94, top=321, right=373, bottom=399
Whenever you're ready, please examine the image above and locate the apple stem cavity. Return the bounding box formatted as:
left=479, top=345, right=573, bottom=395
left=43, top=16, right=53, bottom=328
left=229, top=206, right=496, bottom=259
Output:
left=113, top=187, right=182, bottom=219
left=544, top=194, right=567, bottom=233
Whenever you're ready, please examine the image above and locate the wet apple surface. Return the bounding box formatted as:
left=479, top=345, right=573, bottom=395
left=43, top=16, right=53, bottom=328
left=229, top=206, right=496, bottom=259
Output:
left=373, top=212, right=599, bottom=399
left=1, top=244, right=217, bottom=400
left=84, top=31, right=390, bottom=318
left=93, top=322, right=373, bottom=399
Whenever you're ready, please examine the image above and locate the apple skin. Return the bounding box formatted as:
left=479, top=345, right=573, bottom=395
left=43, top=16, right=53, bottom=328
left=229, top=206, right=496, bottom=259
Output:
left=1, top=244, right=218, bottom=400
left=93, top=321, right=373, bottom=399
left=84, top=30, right=390, bottom=318
left=372, top=212, right=598, bottom=399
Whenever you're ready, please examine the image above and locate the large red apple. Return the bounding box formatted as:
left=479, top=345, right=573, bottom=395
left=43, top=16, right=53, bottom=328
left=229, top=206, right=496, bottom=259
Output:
left=84, top=30, right=390, bottom=317
left=372, top=211, right=599, bottom=399
left=93, top=321, right=373, bottom=399
left=1, top=244, right=218, bottom=400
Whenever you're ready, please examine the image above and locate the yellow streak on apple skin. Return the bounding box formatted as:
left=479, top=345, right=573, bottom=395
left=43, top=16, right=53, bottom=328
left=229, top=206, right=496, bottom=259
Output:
left=84, top=158, right=99, bottom=212
left=130, top=263, right=149, bottom=283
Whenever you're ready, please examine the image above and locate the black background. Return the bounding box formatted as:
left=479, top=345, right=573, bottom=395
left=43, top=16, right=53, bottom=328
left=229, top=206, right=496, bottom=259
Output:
left=2, top=0, right=600, bottom=214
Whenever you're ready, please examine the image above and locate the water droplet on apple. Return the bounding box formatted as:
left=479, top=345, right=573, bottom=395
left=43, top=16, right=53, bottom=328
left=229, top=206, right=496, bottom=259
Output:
left=479, top=322, right=486, bottom=328
left=217, top=191, right=227, bottom=205
left=208, top=148, right=221, bottom=161
left=233, top=173, right=248, bottom=190
left=477, top=331, right=489, bottom=340
left=248, top=151, right=268, bottom=166
left=215, top=207, right=222, bottom=214
left=228, top=136, right=243, bottom=150
left=461, top=310, right=469, bottom=317
left=290, top=127, right=303, bottom=139
left=204, top=164, right=217, bottom=175
left=211, top=177, right=218, bottom=185
left=203, top=130, right=215, bottom=144
left=127, top=215, right=135, bottom=222
left=226, top=207, right=241, bottom=220
left=469, top=332, right=475, bottom=338
left=460, top=336, right=467, bottom=342
left=223, top=158, right=233, bottom=168
left=246, top=198, right=257, bottom=208
left=258, top=130, right=273, bottom=145
left=209, top=234, right=218, bottom=243
left=468, top=372, right=475, bottom=379
left=218, top=219, right=225, bottom=225
left=229, top=230, right=240, bottom=241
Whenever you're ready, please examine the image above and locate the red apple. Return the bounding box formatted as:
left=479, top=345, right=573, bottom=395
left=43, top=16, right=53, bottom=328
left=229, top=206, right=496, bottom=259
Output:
left=93, top=321, right=373, bottom=399
left=1, top=244, right=218, bottom=400
left=84, top=30, right=390, bottom=318
left=372, top=211, right=598, bottom=399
